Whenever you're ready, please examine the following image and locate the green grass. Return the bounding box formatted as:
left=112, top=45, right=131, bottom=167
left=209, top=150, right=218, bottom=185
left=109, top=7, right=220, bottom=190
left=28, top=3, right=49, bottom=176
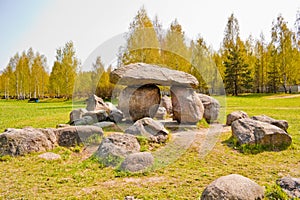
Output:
left=0, top=99, right=84, bottom=132
left=0, top=94, right=299, bottom=199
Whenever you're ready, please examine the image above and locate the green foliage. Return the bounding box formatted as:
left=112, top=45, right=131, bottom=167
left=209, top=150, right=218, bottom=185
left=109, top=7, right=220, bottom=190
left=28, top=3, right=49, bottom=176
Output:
left=49, top=41, right=79, bottom=98
left=222, top=14, right=252, bottom=96
left=136, top=135, right=150, bottom=152
left=265, top=184, right=290, bottom=200
left=0, top=155, right=12, bottom=162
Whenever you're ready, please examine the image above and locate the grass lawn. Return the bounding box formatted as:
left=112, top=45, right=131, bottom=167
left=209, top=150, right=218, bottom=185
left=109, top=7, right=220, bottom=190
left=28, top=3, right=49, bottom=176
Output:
left=0, top=94, right=299, bottom=199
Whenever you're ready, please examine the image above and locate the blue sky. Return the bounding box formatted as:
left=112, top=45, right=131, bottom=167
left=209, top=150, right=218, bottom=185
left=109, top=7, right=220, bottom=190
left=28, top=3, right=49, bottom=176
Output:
left=0, top=0, right=299, bottom=71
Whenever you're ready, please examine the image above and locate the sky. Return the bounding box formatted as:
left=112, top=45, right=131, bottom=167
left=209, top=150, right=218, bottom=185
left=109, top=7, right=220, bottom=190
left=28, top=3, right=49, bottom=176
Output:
left=0, top=0, right=299, bottom=72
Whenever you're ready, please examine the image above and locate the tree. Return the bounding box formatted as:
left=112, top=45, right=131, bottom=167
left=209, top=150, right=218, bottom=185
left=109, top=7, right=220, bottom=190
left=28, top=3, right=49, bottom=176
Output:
left=271, top=15, right=298, bottom=93
left=31, top=53, right=49, bottom=98
left=162, top=19, right=191, bottom=73
left=49, top=41, right=79, bottom=98
left=222, top=13, right=252, bottom=95
left=121, top=7, right=160, bottom=65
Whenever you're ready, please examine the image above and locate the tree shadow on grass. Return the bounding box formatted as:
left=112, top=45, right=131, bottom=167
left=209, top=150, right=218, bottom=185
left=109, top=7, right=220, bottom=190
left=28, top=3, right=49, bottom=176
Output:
left=222, top=136, right=290, bottom=154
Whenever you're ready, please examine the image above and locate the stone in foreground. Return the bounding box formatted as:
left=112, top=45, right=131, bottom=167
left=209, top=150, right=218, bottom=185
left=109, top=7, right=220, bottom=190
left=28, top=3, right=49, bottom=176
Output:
left=231, top=118, right=292, bottom=147
left=201, top=174, right=264, bottom=200
left=110, top=62, right=199, bottom=88
left=226, top=111, right=249, bottom=126
left=125, top=117, right=169, bottom=143
left=251, top=115, right=288, bottom=132
left=120, top=152, right=154, bottom=172
left=94, top=133, right=140, bottom=167
left=277, top=176, right=300, bottom=198
left=0, top=128, right=56, bottom=156
left=171, top=86, right=204, bottom=124
left=198, top=93, right=220, bottom=123
left=55, top=126, right=103, bottom=147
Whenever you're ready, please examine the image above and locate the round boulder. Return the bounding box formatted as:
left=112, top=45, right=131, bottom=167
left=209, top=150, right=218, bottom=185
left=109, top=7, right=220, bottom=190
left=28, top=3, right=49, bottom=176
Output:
left=201, top=174, right=264, bottom=200
left=118, top=84, right=161, bottom=121
left=94, top=133, right=140, bottom=167
left=198, top=93, right=220, bottom=123
left=120, top=152, right=154, bottom=172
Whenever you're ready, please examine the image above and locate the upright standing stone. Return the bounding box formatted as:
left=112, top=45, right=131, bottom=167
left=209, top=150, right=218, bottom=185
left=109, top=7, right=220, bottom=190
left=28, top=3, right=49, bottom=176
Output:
left=118, top=84, right=161, bottom=121
left=86, top=94, right=110, bottom=112
left=171, top=86, right=204, bottom=124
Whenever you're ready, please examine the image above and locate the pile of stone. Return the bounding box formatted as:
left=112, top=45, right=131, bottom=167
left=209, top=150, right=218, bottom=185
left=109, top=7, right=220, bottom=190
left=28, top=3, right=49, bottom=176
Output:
left=70, top=94, right=123, bottom=127
left=227, top=111, right=292, bottom=147
left=93, top=117, right=169, bottom=172
left=0, top=126, right=103, bottom=156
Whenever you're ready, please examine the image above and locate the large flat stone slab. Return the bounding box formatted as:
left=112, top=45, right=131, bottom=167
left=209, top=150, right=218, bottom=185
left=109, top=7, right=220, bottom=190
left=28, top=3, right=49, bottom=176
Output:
left=110, top=63, right=199, bottom=87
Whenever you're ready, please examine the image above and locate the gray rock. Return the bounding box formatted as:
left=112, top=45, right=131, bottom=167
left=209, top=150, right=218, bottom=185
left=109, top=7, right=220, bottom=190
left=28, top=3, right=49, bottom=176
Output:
left=94, top=133, right=140, bottom=166
left=118, top=84, right=161, bottom=121
left=154, top=106, right=167, bottom=120
left=86, top=94, right=110, bottom=112
left=110, top=63, right=199, bottom=88
left=125, top=117, right=169, bottom=143
left=171, top=86, right=204, bottom=124
left=120, top=152, right=154, bottom=172
left=93, top=122, right=122, bottom=131
left=55, top=126, right=103, bottom=147
left=231, top=118, right=292, bottom=146
left=82, top=110, right=108, bottom=122
left=251, top=115, right=288, bottom=132
left=277, top=176, right=300, bottom=198
left=105, top=102, right=117, bottom=111
left=226, top=111, right=249, bottom=126
left=198, top=94, right=220, bottom=123
left=71, top=116, right=95, bottom=126
left=109, top=109, right=124, bottom=123
left=70, top=108, right=87, bottom=123
left=160, top=95, right=172, bottom=114
left=38, top=152, right=61, bottom=160
left=0, top=127, right=57, bottom=156
left=201, top=174, right=264, bottom=200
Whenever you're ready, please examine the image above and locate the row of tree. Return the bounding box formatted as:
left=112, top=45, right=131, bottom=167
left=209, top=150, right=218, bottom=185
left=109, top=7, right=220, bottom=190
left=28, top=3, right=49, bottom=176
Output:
left=0, top=7, right=300, bottom=99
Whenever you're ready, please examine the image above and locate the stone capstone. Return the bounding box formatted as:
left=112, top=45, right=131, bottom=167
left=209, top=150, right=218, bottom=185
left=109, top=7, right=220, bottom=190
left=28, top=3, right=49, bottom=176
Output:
left=82, top=110, right=108, bottom=122
left=110, top=63, right=199, bottom=88
left=171, top=86, right=204, bottom=124
left=201, top=174, right=264, bottom=200
left=118, top=84, right=161, bottom=121
left=231, top=118, right=292, bottom=146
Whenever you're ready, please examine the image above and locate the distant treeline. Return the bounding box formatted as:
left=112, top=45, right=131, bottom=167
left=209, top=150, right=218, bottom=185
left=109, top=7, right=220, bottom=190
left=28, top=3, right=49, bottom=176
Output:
left=1, top=7, right=300, bottom=99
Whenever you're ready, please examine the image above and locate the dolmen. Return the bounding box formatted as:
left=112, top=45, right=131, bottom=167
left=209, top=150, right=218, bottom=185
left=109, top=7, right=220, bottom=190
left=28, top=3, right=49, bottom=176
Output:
left=110, top=62, right=204, bottom=124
